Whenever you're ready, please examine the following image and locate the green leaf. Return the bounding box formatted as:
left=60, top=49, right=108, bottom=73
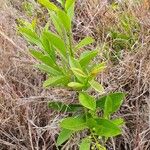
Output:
left=69, top=56, right=82, bottom=69
left=40, top=31, right=51, bottom=55
left=79, top=137, right=91, bottom=150
left=38, top=0, right=59, bottom=12
left=29, top=49, right=58, bottom=69
left=95, top=119, right=121, bottom=137
left=96, top=92, right=125, bottom=116
left=66, top=0, right=75, bottom=20
left=35, top=64, right=61, bottom=76
left=104, top=95, right=113, bottom=118
left=48, top=101, right=83, bottom=112
left=19, top=27, right=40, bottom=46
left=40, top=31, right=56, bottom=61
left=49, top=11, right=63, bottom=37
left=79, top=50, right=98, bottom=67
left=75, top=37, right=94, bottom=51
left=87, top=118, right=121, bottom=137
left=90, top=62, right=106, bottom=77
left=43, top=75, right=68, bottom=87
left=112, top=118, right=125, bottom=126
left=69, top=57, right=86, bottom=82
left=57, top=10, right=71, bottom=31
left=104, top=93, right=125, bottom=117
left=96, top=95, right=106, bottom=109
left=79, top=92, right=96, bottom=111
left=71, top=68, right=87, bottom=77
left=65, top=0, right=75, bottom=11
left=57, top=129, right=73, bottom=146
left=88, top=80, right=104, bottom=94
left=68, top=82, right=85, bottom=89
left=18, top=19, right=34, bottom=30
left=44, top=31, right=67, bottom=60
left=60, top=116, right=87, bottom=131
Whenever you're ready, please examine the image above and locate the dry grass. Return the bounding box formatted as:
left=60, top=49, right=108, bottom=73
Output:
left=0, top=0, right=150, bottom=149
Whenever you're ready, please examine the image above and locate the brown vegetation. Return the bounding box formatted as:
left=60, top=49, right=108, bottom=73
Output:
left=0, top=0, right=150, bottom=149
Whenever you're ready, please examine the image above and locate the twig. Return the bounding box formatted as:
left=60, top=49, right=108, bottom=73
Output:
left=0, top=29, right=26, bottom=54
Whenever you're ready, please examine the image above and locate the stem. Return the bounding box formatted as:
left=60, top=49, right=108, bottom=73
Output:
left=90, top=131, right=101, bottom=150
left=68, top=32, right=74, bottom=57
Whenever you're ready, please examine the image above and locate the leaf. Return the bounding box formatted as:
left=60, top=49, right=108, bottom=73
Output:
left=79, top=50, right=98, bottom=67
left=65, top=0, right=75, bottom=11
left=96, top=95, right=106, bottom=109
left=48, top=101, right=83, bottom=112
left=90, top=62, right=106, bottom=77
left=18, top=19, right=34, bottom=30
left=87, top=118, right=121, bottom=137
left=104, top=95, right=113, bottom=118
left=68, top=82, right=85, bottom=89
left=57, top=10, right=71, bottom=31
left=75, top=37, right=94, bottom=51
left=35, top=64, right=61, bottom=76
left=44, top=31, right=67, bottom=60
left=29, top=49, right=58, bottom=69
left=38, top=0, right=59, bottom=12
left=79, top=92, right=96, bottom=111
left=96, top=92, right=125, bottom=116
left=43, top=76, right=68, bottom=87
left=40, top=31, right=51, bottom=55
left=60, top=116, right=87, bottom=131
left=40, top=31, right=56, bottom=61
left=79, top=137, right=91, bottom=150
left=112, top=118, right=125, bottom=126
left=69, top=57, right=86, bottom=82
left=66, top=0, right=75, bottom=20
left=95, top=119, right=121, bottom=137
left=19, top=27, right=40, bottom=46
left=88, top=80, right=104, bottom=94
left=57, top=129, right=74, bottom=146
left=71, top=68, right=87, bottom=77
left=49, top=11, right=63, bottom=37
left=104, top=93, right=125, bottom=117
left=69, top=56, right=82, bottom=69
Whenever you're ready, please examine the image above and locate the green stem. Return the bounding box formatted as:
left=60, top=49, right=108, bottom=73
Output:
left=90, top=131, right=101, bottom=150
left=68, top=32, right=74, bottom=57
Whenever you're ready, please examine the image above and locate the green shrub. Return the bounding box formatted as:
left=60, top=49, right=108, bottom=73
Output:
left=18, top=0, right=125, bottom=149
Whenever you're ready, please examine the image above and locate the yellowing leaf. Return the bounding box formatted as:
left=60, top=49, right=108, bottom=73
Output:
left=68, top=82, right=84, bottom=89
left=91, top=62, right=106, bottom=76
left=71, top=68, right=87, bottom=77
